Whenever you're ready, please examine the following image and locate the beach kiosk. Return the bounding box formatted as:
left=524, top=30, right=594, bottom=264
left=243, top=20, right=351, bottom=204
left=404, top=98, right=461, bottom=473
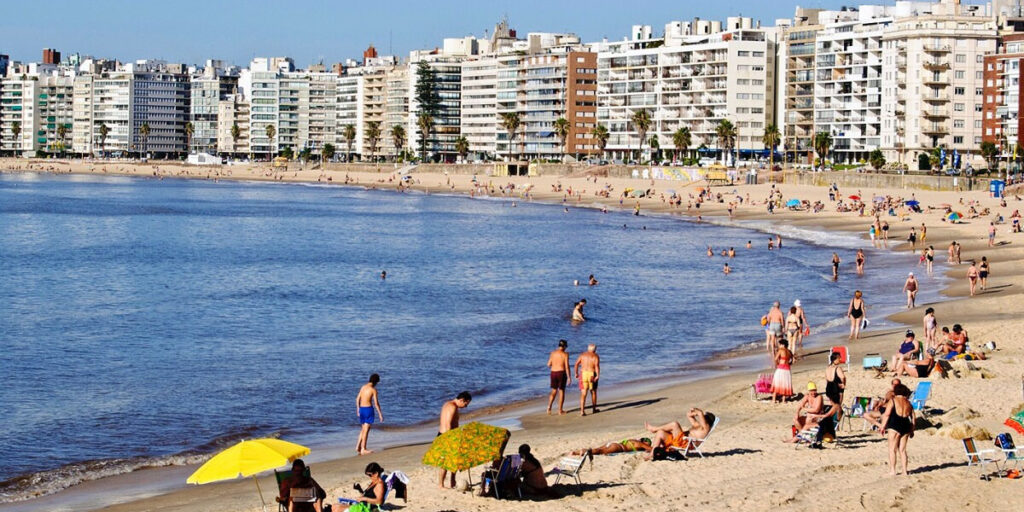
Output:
left=990, top=179, right=1005, bottom=198
left=272, top=156, right=289, bottom=169
left=494, top=161, right=531, bottom=177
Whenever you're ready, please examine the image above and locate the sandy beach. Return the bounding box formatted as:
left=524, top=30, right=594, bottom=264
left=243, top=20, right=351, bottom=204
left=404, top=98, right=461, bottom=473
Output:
left=4, top=158, right=1024, bottom=511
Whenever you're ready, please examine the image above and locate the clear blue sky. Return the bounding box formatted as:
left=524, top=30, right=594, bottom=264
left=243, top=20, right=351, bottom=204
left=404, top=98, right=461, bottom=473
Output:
left=0, top=0, right=988, bottom=67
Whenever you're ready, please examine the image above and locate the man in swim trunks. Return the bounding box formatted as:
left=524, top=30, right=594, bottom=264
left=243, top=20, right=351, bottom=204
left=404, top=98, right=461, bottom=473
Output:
left=574, top=344, right=600, bottom=416
left=546, top=339, right=571, bottom=415
left=645, top=408, right=713, bottom=457
left=765, top=301, right=784, bottom=355
left=437, top=391, right=472, bottom=488
left=355, top=374, right=384, bottom=455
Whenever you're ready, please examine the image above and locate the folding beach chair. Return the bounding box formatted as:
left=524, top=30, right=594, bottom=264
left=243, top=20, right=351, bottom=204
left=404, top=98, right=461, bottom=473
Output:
left=841, top=396, right=876, bottom=432
left=829, top=346, right=851, bottom=371
left=274, top=467, right=315, bottom=512
left=910, top=381, right=933, bottom=418
left=679, top=416, right=720, bottom=458
left=750, top=374, right=774, bottom=401
left=963, top=437, right=1001, bottom=480
left=551, top=455, right=587, bottom=486
left=995, top=433, right=1024, bottom=474
left=493, top=454, right=522, bottom=500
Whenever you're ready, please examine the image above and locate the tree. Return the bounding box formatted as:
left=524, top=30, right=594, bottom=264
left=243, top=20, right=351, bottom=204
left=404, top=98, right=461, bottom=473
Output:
left=342, top=124, right=356, bottom=162
left=230, top=122, right=241, bottom=157
left=980, top=140, right=999, bottom=170
left=716, top=120, right=737, bottom=166
left=928, top=146, right=943, bottom=171
left=321, top=143, right=335, bottom=163
left=500, top=112, right=521, bottom=162
left=391, top=124, right=406, bottom=162
left=56, top=124, right=69, bottom=157
left=631, top=109, right=652, bottom=163
left=366, top=121, right=381, bottom=163
left=648, top=135, right=660, bottom=163
left=11, top=120, right=21, bottom=156
left=265, top=124, right=276, bottom=161
left=280, top=146, right=294, bottom=160
left=184, top=122, right=194, bottom=155
left=554, top=117, right=570, bottom=159
left=762, top=123, right=781, bottom=170
left=298, top=147, right=312, bottom=162
left=869, top=148, right=886, bottom=171
left=414, top=60, right=440, bottom=117
left=455, top=136, right=470, bottom=162
left=672, top=127, right=691, bottom=163
left=813, top=131, right=833, bottom=170
left=98, top=122, right=109, bottom=158
left=591, top=124, right=610, bottom=158
left=416, top=113, right=434, bottom=162
left=139, top=123, right=151, bottom=159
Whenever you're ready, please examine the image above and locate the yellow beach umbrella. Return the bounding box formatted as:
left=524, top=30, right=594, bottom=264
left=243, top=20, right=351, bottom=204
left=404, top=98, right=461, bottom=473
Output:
left=187, top=438, right=310, bottom=511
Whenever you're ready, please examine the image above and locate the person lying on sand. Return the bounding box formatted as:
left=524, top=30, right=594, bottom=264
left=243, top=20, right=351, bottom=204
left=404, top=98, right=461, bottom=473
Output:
left=644, top=408, right=714, bottom=457
left=571, top=437, right=653, bottom=457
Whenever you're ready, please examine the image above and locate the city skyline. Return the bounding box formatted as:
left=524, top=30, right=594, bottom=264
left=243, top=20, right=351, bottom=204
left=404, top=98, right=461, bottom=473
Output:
left=0, top=0, right=987, bottom=66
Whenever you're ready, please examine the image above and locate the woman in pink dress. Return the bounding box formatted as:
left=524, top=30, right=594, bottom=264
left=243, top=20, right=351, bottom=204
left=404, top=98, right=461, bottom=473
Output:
left=772, top=339, right=794, bottom=403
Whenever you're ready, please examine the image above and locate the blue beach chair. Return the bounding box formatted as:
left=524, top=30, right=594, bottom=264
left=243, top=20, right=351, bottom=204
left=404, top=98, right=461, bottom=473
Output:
left=910, top=381, right=933, bottom=418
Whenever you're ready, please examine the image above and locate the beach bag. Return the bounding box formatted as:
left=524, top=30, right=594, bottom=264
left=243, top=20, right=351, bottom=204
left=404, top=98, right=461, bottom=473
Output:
left=761, top=315, right=768, bottom=326
left=861, top=318, right=870, bottom=330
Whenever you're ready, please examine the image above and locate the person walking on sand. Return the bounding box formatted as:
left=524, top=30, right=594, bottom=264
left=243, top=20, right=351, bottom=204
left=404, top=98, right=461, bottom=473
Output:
left=355, top=374, right=384, bottom=455
left=437, top=392, right=472, bottom=488
left=831, top=252, right=841, bottom=281
left=546, top=340, right=572, bottom=415
left=765, top=301, right=785, bottom=356
left=989, top=222, right=997, bottom=247
left=979, top=256, right=991, bottom=291
left=856, top=249, right=865, bottom=275
left=923, top=307, right=937, bottom=346
left=967, top=261, right=979, bottom=296
left=903, top=272, right=919, bottom=309
left=574, top=344, right=600, bottom=416
left=880, top=384, right=915, bottom=476
left=847, top=290, right=866, bottom=339
left=572, top=299, right=587, bottom=323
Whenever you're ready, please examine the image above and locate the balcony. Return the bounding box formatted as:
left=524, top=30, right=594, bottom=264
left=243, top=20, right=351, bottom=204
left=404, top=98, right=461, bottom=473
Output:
left=923, top=61, right=950, bottom=72
left=923, top=95, right=950, bottom=104
left=922, top=109, right=950, bottom=120
left=923, top=44, right=952, bottom=53
left=922, top=124, right=949, bottom=136
left=923, top=76, right=950, bottom=86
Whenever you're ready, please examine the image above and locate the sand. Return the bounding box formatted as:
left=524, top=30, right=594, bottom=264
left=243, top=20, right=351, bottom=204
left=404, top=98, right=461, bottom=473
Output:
left=3, top=158, right=1024, bottom=512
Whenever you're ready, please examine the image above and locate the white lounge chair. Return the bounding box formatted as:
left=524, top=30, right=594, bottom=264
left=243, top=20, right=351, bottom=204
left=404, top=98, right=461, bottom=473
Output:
left=963, top=437, right=1001, bottom=480
left=551, top=455, right=587, bottom=486
left=678, top=416, right=720, bottom=458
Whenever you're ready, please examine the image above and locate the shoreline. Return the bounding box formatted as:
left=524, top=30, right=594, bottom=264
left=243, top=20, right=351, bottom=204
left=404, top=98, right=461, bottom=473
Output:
left=3, top=162, right=1022, bottom=511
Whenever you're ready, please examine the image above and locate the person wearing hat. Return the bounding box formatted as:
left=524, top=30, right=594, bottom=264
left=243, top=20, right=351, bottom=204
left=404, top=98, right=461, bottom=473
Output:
left=785, top=381, right=824, bottom=443
left=891, top=330, right=920, bottom=370
left=903, top=272, right=919, bottom=309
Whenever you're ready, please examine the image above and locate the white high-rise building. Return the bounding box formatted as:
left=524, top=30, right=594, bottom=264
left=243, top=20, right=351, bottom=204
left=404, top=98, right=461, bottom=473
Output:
left=1, top=69, right=75, bottom=156
left=190, top=60, right=239, bottom=154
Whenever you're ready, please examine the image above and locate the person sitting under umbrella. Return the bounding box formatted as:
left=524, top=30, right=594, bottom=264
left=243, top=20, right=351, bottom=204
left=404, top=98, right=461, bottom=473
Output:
left=278, top=459, right=326, bottom=512
left=340, top=462, right=386, bottom=511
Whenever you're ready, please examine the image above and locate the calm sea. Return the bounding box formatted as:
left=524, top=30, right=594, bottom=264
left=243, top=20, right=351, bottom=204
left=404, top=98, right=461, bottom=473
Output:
left=0, top=172, right=942, bottom=502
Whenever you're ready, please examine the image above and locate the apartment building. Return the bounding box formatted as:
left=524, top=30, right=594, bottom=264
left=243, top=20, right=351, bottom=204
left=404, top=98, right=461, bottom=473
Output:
left=384, top=66, right=409, bottom=158
left=216, top=93, right=249, bottom=157
left=982, top=33, right=1024, bottom=154
left=336, top=74, right=361, bottom=157
left=880, top=1, right=997, bottom=167
left=0, top=70, right=75, bottom=156
left=360, top=70, right=387, bottom=160
left=190, top=61, right=239, bottom=154
left=460, top=57, right=498, bottom=159
left=595, top=17, right=777, bottom=161
left=781, top=11, right=823, bottom=162
left=409, top=55, right=463, bottom=162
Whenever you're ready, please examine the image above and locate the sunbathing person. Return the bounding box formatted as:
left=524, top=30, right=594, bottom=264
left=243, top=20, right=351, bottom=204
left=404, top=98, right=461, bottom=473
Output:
left=892, top=352, right=935, bottom=378
left=644, top=408, right=714, bottom=455
left=785, top=382, right=824, bottom=442
left=571, top=437, right=652, bottom=457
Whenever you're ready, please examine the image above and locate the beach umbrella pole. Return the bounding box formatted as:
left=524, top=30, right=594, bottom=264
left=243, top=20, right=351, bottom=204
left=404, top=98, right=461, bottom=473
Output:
left=253, top=475, right=268, bottom=512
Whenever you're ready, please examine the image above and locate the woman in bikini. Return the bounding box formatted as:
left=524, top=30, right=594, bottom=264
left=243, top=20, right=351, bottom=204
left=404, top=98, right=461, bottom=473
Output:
left=571, top=437, right=652, bottom=457
left=979, top=256, right=990, bottom=291
left=880, top=384, right=915, bottom=476
left=785, top=306, right=801, bottom=354
left=847, top=290, right=866, bottom=339
left=855, top=249, right=865, bottom=275
left=967, top=262, right=979, bottom=296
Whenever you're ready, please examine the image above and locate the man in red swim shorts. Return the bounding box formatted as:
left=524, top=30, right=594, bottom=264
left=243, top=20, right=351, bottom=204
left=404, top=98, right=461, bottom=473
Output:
left=546, top=339, right=571, bottom=415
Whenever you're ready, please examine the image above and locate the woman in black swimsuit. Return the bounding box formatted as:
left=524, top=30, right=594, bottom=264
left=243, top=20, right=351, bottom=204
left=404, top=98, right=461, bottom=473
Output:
left=825, top=352, right=846, bottom=406
left=880, top=384, right=915, bottom=476
left=346, top=462, right=386, bottom=510
left=831, top=253, right=841, bottom=281
left=847, top=290, right=866, bottom=339
left=979, top=256, right=990, bottom=291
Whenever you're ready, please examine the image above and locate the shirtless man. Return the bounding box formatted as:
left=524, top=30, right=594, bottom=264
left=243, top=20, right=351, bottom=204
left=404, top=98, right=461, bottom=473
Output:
left=793, top=300, right=809, bottom=351
left=437, top=392, right=472, bottom=488
left=574, top=344, right=600, bottom=416
left=546, top=340, right=572, bottom=415
left=644, top=408, right=713, bottom=456
left=765, top=301, right=785, bottom=356
left=588, top=274, right=599, bottom=286
left=572, top=299, right=587, bottom=323
left=786, top=382, right=824, bottom=442
left=355, top=374, right=384, bottom=455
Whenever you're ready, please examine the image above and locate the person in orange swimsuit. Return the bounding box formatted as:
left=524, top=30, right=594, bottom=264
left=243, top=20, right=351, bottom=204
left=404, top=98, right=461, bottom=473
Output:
left=644, top=408, right=714, bottom=458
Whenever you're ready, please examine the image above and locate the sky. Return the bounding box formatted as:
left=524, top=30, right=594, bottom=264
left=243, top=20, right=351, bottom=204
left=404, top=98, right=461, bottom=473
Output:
left=0, top=0, right=991, bottom=67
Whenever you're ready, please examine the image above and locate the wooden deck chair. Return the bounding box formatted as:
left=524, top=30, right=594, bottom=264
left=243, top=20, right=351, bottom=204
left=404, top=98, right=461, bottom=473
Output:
left=680, top=416, right=720, bottom=458
left=910, top=381, right=933, bottom=418
left=552, top=455, right=587, bottom=485
left=829, top=346, right=851, bottom=371
left=963, top=437, right=1001, bottom=480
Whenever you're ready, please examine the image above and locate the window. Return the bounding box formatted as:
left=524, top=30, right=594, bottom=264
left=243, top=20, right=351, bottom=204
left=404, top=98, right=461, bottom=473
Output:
left=976, top=88, right=983, bottom=96
left=975, top=120, right=982, bottom=129
left=954, top=120, right=965, bottom=128
left=954, top=136, right=963, bottom=144
left=955, top=71, right=966, bottom=79
left=955, top=87, right=965, bottom=95
left=976, top=103, right=983, bottom=112
left=954, top=103, right=965, bottom=111
left=956, top=54, right=967, bottom=64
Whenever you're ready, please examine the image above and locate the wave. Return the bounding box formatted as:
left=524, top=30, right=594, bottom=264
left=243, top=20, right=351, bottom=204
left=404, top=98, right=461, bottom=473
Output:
left=0, top=427, right=282, bottom=504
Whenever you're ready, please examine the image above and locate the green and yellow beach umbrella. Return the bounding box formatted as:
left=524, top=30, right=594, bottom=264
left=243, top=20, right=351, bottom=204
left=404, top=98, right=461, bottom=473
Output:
left=422, top=422, right=511, bottom=473
left=187, top=438, right=310, bottom=511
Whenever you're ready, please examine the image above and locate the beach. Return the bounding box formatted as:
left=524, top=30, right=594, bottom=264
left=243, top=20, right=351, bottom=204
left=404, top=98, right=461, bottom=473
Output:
left=3, top=158, right=1024, bottom=511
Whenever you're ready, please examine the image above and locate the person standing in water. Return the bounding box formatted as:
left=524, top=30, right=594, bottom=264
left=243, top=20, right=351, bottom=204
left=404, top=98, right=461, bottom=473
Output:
left=546, top=340, right=571, bottom=415
left=588, top=274, right=599, bottom=286
left=793, top=300, right=809, bottom=351
left=831, top=253, right=841, bottom=281
left=903, top=272, right=919, bottom=309
left=855, top=249, right=865, bottom=275
left=355, top=374, right=384, bottom=455
left=847, top=290, right=866, bottom=339
left=574, top=344, right=600, bottom=416
left=572, top=299, right=587, bottom=323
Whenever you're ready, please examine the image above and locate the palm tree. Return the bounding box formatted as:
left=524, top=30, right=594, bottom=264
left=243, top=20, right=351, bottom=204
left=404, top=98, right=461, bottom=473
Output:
left=631, top=109, right=652, bottom=163
left=416, top=112, right=434, bottom=162
left=716, top=120, right=737, bottom=166
left=230, top=122, right=241, bottom=158
left=10, top=121, right=21, bottom=156
left=184, top=122, right=194, bottom=155
left=500, top=112, right=521, bottom=161
left=591, top=124, right=610, bottom=159
left=553, top=117, right=570, bottom=160
left=366, top=121, right=381, bottom=163
left=762, top=123, right=781, bottom=170
left=56, top=124, right=69, bottom=157
left=454, top=136, right=470, bottom=163
left=321, top=143, right=335, bottom=163
left=342, top=124, right=356, bottom=162
left=98, top=122, right=109, bottom=158
left=390, top=124, right=406, bottom=162
left=139, top=123, right=151, bottom=159
left=672, top=127, right=691, bottom=163
left=265, top=124, right=276, bottom=161
left=813, top=131, right=833, bottom=171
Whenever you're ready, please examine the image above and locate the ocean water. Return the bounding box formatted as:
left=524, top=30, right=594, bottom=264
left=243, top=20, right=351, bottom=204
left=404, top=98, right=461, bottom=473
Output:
left=0, top=172, right=943, bottom=502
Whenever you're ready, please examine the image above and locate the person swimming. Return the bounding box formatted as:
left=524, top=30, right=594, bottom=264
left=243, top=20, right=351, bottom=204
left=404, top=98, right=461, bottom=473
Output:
left=723, top=263, right=731, bottom=275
